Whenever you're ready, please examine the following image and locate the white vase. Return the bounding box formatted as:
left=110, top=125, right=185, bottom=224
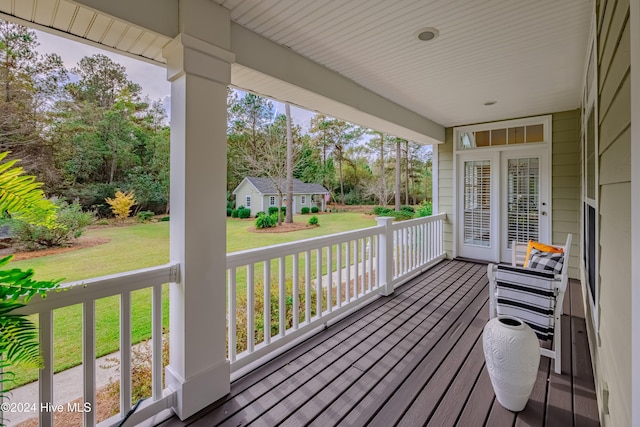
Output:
left=482, top=315, right=540, bottom=412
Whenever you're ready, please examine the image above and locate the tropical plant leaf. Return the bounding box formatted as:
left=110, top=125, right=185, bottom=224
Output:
left=0, top=151, right=58, bottom=227
left=0, top=313, right=42, bottom=368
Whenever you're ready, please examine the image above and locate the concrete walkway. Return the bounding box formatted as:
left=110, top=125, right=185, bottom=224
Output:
left=3, top=352, right=120, bottom=426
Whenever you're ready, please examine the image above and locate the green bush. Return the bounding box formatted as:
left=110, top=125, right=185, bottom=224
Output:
left=308, top=216, right=319, bottom=226
left=373, top=206, right=392, bottom=216
left=137, top=210, right=154, bottom=223
left=255, top=211, right=265, bottom=217
left=401, top=205, right=415, bottom=213
left=255, top=213, right=277, bottom=229
left=13, top=199, right=95, bottom=249
left=268, top=206, right=279, bottom=215
left=159, top=216, right=170, bottom=222
left=301, top=207, right=310, bottom=215
left=226, top=208, right=232, bottom=217
left=238, top=208, right=251, bottom=219
left=415, top=200, right=433, bottom=218
left=389, top=210, right=414, bottom=221
left=311, top=206, right=319, bottom=214
left=231, top=209, right=239, bottom=218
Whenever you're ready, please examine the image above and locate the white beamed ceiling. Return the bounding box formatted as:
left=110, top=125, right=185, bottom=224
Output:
left=0, top=0, right=592, bottom=128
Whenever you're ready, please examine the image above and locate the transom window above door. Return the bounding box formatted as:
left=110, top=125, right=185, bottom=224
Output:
left=457, top=116, right=551, bottom=151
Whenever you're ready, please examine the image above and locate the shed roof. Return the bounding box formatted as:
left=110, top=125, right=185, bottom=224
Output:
left=234, top=177, right=329, bottom=196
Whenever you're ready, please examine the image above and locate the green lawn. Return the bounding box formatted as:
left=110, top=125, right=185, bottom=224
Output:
left=8, top=213, right=376, bottom=388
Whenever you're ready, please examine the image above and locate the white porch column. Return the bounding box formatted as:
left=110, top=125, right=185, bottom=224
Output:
left=162, top=0, right=234, bottom=420
left=376, top=217, right=395, bottom=296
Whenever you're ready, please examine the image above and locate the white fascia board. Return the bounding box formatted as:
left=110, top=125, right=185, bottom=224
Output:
left=230, top=23, right=445, bottom=145
left=70, top=0, right=179, bottom=38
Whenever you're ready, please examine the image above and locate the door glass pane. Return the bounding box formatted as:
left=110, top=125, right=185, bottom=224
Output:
left=463, top=160, right=491, bottom=246
left=506, top=158, right=539, bottom=246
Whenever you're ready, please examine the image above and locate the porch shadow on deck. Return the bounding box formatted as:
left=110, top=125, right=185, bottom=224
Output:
left=159, top=260, right=599, bottom=427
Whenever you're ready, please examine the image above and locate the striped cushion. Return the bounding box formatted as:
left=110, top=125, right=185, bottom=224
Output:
left=495, top=264, right=557, bottom=341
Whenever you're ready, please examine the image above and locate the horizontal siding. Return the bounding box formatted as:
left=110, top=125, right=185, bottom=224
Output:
left=590, top=0, right=632, bottom=425
left=438, top=128, right=454, bottom=258
left=552, top=110, right=581, bottom=279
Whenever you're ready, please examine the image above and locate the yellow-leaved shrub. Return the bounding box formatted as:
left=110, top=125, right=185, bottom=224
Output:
left=105, top=190, right=136, bottom=221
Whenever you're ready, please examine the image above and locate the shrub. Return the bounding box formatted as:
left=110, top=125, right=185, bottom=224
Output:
left=311, top=206, right=319, bottom=214
left=268, top=206, right=279, bottom=215
left=373, top=206, right=392, bottom=216
left=308, top=216, right=319, bottom=226
left=231, top=209, right=239, bottom=218
left=105, top=190, right=136, bottom=220
left=137, top=210, right=154, bottom=223
left=415, top=200, right=433, bottom=218
left=159, top=216, right=170, bottom=222
left=226, top=208, right=232, bottom=217
left=401, top=205, right=415, bottom=213
left=13, top=200, right=95, bottom=249
left=389, top=210, right=414, bottom=221
left=280, top=206, right=286, bottom=215
left=301, top=207, right=310, bottom=215
left=255, top=213, right=277, bottom=229
left=238, top=208, right=251, bottom=219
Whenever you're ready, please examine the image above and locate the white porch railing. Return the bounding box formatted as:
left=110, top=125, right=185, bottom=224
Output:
left=3, top=213, right=445, bottom=426
left=8, top=263, right=179, bottom=427
left=226, top=213, right=446, bottom=374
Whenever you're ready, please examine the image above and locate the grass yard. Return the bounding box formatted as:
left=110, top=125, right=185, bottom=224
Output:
left=8, top=213, right=376, bottom=388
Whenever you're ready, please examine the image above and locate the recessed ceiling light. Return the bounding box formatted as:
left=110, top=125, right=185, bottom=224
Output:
left=484, top=101, right=497, bottom=106
left=414, top=27, right=439, bottom=42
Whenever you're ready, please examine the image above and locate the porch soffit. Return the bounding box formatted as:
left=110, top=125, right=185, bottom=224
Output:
left=0, top=0, right=592, bottom=134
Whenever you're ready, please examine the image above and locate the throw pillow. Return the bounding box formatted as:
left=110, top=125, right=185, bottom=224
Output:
left=523, top=240, right=563, bottom=268
left=527, top=248, right=564, bottom=274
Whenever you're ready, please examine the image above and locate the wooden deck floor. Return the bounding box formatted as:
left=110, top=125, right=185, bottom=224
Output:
left=159, top=260, right=599, bottom=427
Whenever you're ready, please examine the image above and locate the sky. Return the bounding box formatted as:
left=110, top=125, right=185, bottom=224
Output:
left=34, top=29, right=316, bottom=130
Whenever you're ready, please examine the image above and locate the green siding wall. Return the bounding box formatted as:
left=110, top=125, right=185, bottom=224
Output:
left=551, top=110, right=581, bottom=279
left=438, top=128, right=454, bottom=258
left=589, top=0, right=632, bottom=425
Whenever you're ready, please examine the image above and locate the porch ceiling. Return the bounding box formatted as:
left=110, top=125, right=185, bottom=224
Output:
left=214, top=0, right=592, bottom=127
left=0, top=0, right=592, bottom=128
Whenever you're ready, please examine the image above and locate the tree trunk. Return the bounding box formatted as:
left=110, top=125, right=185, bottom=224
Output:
left=395, top=140, right=401, bottom=211
left=405, top=140, right=410, bottom=205
left=379, top=132, right=385, bottom=206
left=339, top=153, right=345, bottom=205
left=277, top=193, right=282, bottom=226
left=285, top=103, right=294, bottom=223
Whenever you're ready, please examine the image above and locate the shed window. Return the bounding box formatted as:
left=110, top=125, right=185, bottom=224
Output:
left=245, top=195, right=251, bottom=207
left=301, top=195, right=307, bottom=204
left=269, top=196, right=276, bottom=206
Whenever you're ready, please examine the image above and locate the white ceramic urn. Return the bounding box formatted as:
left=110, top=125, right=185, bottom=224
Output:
left=482, top=315, right=541, bottom=412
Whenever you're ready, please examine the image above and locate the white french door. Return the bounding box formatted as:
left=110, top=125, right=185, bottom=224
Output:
left=500, top=149, right=550, bottom=262
left=457, top=151, right=500, bottom=261
left=457, top=147, right=550, bottom=262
